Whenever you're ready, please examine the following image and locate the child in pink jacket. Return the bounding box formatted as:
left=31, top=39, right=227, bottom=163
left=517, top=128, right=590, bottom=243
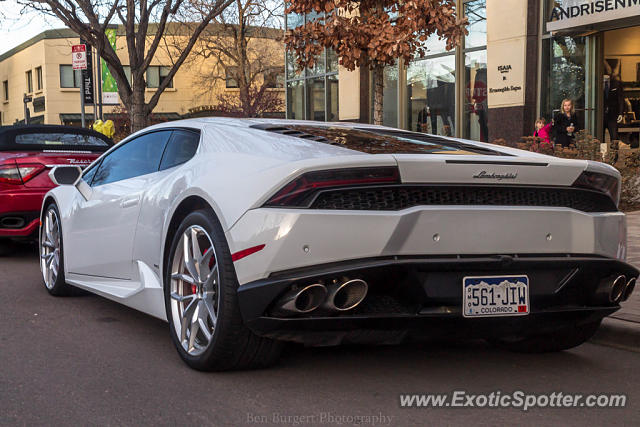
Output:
left=534, top=118, right=552, bottom=150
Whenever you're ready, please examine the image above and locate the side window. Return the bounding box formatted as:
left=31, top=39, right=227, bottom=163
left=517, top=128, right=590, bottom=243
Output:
left=159, top=130, right=200, bottom=171
left=81, top=160, right=101, bottom=185
left=91, top=131, right=172, bottom=186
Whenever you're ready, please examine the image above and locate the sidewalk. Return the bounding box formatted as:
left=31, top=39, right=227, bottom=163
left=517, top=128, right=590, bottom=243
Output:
left=591, top=210, right=640, bottom=352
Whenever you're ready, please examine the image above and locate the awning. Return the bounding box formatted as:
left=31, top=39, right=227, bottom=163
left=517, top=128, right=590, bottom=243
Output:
left=60, top=112, right=182, bottom=122
left=59, top=113, right=96, bottom=122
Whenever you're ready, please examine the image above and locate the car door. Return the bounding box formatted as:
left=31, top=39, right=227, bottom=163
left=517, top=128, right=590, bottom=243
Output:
left=64, top=130, right=173, bottom=280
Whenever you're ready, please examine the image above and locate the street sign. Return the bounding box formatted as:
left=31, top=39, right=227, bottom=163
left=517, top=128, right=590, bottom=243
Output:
left=80, top=39, right=94, bottom=104
left=72, top=44, right=87, bottom=70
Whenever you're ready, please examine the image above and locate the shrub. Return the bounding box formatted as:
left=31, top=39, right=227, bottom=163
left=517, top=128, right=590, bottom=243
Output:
left=491, top=131, right=640, bottom=211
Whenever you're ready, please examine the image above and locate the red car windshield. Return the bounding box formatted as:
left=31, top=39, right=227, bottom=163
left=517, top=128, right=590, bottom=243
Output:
left=0, top=126, right=112, bottom=152
left=14, top=133, right=108, bottom=148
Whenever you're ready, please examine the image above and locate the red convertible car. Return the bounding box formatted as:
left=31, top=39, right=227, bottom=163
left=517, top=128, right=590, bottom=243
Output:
left=0, top=125, right=112, bottom=254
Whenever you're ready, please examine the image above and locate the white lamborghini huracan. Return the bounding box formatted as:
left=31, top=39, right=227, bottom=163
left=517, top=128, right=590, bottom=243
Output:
left=40, top=118, right=637, bottom=370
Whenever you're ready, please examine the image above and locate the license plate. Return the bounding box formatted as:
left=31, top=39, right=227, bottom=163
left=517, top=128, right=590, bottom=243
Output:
left=463, top=275, right=529, bottom=318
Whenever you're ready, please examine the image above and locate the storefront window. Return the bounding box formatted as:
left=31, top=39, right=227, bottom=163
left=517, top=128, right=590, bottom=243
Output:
left=603, top=27, right=640, bottom=147
left=327, top=75, right=339, bottom=121
left=308, top=77, right=326, bottom=121
left=407, top=55, right=456, bottom=135
left=464, top=50, right=488, bottom=141
left=308, top=48, right=326, bottom=76
left=464, top=0, right=487, bottom=49
left=285, top=11, right=339, bottom=121
left=286, top=51, right=302, bottom=80
left=371, top=66, right=399, bottom=128
left=287, top=80, right=304, bottom=120
left=327, top=49, right=338, bottom=73
left=540, top=35, right=586, bottom=127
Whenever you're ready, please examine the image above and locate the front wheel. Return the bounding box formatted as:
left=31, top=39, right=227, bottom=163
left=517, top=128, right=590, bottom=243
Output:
left=165, top=209, right=282, bottom=371
left=40, top=204, right=73, bottom=296
left=490, top=320, right=602, bottom=353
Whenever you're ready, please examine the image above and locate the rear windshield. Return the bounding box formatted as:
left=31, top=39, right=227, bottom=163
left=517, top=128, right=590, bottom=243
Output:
left=15, top=133, right=109, bottom=147
left=253, top=124, right=506, bottom=156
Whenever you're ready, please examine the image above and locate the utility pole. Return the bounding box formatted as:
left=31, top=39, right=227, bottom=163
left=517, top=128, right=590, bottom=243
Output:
left=97, top=53, right=103, bottom=120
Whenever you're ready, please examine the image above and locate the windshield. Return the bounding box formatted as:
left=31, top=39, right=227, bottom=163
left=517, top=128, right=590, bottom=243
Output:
left=15, top=133, right=109, bottom=147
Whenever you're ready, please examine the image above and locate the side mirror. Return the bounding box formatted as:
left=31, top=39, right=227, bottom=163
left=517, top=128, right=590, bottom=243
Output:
left=49, top=166, right=82, bottom=186
left=49, top=166, right=93, bottom=201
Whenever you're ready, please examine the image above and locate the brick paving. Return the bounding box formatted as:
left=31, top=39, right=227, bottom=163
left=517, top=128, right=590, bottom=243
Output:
left=613, top=210, right=640, bottom=323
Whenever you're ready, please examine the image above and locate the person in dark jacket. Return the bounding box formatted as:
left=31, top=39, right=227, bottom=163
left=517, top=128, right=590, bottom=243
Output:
left=552, top=98, right=580, bottom=148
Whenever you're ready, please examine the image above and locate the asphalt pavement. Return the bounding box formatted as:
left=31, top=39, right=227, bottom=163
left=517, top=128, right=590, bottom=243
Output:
left=1, top=243, right=639, bottom=426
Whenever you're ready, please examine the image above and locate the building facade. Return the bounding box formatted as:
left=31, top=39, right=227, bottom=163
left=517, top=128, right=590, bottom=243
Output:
left=285, top=0, right=640, bottom=147
left=0, top=27, right=284, bottom=127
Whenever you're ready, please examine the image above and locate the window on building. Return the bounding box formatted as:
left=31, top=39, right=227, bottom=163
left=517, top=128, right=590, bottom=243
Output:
left=407, top=55, right=456, bottom=136
left=462, top=0, right=488, bottom=142
left=25, top=70, right=33, bottom=93
left=146, top=66, right=173, bottom=88
left=371, top=65, right=399, bottom=128
left=225, top=67, right=239, bottom=88
left=540, top=35, right=587, bottom=129
left=286, top=80, right=304, bottom=119
left=264, top=68, right=285, bottom=89
left=2, top=80, right=8, bottom=101
left=307, top=77, right=325, bottom=121
left=35, top=66, right=43, bottom=91
left=284, top=11, right=339, bottom=122
left=60, top=65, right=81, bottom=88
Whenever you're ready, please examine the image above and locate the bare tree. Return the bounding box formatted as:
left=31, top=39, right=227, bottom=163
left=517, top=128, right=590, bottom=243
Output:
left=190, top=0, right=284, bottom=116
left=20, top=0, right=234, bottom=132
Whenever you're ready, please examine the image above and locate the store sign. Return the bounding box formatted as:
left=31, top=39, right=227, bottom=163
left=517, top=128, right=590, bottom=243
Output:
left=487, top=38, right=526, bottom=108
left=546, top=0, right=640, bottom=32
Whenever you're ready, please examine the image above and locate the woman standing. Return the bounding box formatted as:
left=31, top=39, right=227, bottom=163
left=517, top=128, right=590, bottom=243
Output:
left=552, top=99, right=580, bottom=148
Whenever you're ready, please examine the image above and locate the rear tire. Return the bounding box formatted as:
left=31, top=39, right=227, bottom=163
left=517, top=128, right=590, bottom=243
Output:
left=490, top=320, right=602, bottom=353
left=40, top=203, right=73, bottom=296
left=164, top=209, right=282, bottom=371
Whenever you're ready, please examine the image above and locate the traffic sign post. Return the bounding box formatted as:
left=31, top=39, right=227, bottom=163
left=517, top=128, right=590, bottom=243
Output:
left=72, top=43, right=89, bottom=127
left=72, top=44, right=87, bottom=70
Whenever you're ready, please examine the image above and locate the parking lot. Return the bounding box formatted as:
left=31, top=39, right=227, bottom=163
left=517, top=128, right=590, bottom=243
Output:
left=1, top=243, right=639, bottom=426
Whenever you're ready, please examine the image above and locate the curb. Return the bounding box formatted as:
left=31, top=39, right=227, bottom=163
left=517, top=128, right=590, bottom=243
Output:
left=590, top=317, right=640, bottom=353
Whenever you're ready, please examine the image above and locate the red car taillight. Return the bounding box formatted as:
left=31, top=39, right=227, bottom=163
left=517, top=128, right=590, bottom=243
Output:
left=264, top=166, right=400, bottom=207
left=0, top=163, right=45, bottom=185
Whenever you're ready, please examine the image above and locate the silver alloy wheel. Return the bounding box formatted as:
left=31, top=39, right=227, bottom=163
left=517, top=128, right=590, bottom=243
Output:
left=40, top=208, right=61, bottom=289
left=170, top=225, right=220, bottom=356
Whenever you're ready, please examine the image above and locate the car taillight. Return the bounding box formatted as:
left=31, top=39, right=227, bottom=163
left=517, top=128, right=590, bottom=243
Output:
left=0, top=163, right=45, bottom=184
left=264, top=166, right=400, bottom=207
left=572, top=171, right=620, bottom=206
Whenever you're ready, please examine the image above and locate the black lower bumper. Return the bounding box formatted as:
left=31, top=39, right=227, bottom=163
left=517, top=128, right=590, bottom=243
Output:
left=237, top=254, right=638, bottom=344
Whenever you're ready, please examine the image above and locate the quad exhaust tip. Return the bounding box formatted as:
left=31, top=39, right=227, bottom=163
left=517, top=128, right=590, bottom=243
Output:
left=323, top=278, right=368, bottom=312
left=273, top=278, right=369, bottom=316
left=272, top=283, right=327, bottom=316
left=610, top=275, right=627, bottom=304
left=622, top=277, right=636, bottom=302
